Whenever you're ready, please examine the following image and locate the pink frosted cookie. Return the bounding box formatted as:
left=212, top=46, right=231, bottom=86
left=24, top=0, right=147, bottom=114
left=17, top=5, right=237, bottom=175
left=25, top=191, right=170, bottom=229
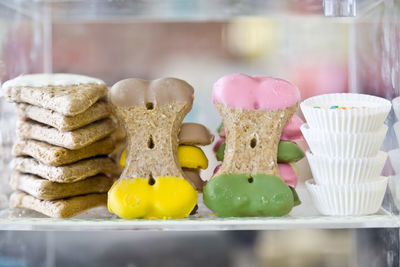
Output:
left=205, top=74, right=303, bottom=217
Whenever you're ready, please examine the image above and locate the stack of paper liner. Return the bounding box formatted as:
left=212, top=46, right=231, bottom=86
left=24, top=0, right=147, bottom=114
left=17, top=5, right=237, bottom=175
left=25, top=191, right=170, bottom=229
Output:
left=301, top=93, right=391, bottom=216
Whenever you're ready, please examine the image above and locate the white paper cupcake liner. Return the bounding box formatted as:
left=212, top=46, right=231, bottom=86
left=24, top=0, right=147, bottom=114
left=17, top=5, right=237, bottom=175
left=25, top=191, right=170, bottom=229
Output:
left=393, top=121, right=400, bottom=146
left=392, top=96, right=400, bottom=121
left=388, top=149, right=400, bottom=174
left=306, top=177, right=388, bottom=216
left=301, top=123, right=387, bottom=157
left=301, top=93, right=391, bottom=133
left=307, top=151, right=387, bottom=185
left=389, top=175, right=400, bottom=210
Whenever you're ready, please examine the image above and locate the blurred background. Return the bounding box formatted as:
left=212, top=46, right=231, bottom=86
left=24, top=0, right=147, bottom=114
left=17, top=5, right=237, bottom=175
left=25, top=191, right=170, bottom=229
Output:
left=0, top=0, right=399, bottom=266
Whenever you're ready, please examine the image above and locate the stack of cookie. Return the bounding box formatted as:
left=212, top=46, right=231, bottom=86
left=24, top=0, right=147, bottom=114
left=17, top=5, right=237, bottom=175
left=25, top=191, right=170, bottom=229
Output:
left=2, top=73, right=119, bottom=218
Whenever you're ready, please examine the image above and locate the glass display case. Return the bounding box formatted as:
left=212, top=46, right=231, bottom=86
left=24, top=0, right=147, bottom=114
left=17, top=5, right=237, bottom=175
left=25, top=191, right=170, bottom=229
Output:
left=0, top=0, right=399, bottom=266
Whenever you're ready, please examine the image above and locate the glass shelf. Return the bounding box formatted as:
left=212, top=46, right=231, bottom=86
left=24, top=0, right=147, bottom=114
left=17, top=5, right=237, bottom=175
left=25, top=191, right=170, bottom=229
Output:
left=0, top=186, right=398, bottom=231
left=0, top=0, right=383, bottom=22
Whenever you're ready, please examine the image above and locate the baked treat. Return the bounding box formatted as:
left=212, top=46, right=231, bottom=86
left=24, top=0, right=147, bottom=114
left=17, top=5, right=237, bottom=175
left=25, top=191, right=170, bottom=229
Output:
left=3, top=73, right=107, bottom=116
left=203, top=74, right=301, bottom=217
left=3, top=73, right=119, bottom=218
left=107, top=77, right=199, bottom=219
left=10, top=191, right=107, bottom=218
left=12, top=137, right=115, bottom=166
left=12, top=157, right=119, bottom=183
left=17, top=119, right=116, bottom=150
left=178, top=123, right=214, bottom=146
left=119, top=122, right=213, bottom=192
left=10, top=173, right=113, bottom=200
left=15, top=101, right=111, bottom=131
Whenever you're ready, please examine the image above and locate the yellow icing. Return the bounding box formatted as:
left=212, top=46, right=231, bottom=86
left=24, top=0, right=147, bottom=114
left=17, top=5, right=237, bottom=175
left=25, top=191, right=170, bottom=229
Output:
left=177, top=145, right=208, bottom=169
left=120, top=150, right=126, bottom=168
left=119, top=145, right=208, bottom=170
left=108, top=176, right=197, bottom=219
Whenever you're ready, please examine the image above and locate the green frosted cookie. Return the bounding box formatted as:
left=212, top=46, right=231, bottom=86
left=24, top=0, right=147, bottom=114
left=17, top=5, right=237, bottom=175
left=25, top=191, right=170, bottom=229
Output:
left=289, top=186, right=301, bottom=206
left=203, top=173, right=295, bottom=217
left=216, top=142, right=226, bottom=161
left=277, top=141, right=305, bottom=163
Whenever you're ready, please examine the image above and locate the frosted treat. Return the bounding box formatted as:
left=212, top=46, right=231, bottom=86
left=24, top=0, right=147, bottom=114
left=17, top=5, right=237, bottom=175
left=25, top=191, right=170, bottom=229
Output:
left=17, top=119, right=116, bottom=150
left=13, top=137, right=115, bottom=166
left=178, top=123, right=214, bottom=146
left=15, top=101, right=111, bottom=131
left=12, top=157, right=119, bottom=183
left=2, top=73, right=107, bottom=116
left=107, top=77, right=197, bottom=219
left=281, top=115, right=304, bottom=141
left=182, top=168, right=205, bottom=193
left=177, top=145, right=208, bottom=169
left=10, top=173, right=113, bottom=200
left=278, top=163, right=298, bottom=188
left=204, top=74, right=301, bottom=217
left=10, top=191, right=107, bottom=218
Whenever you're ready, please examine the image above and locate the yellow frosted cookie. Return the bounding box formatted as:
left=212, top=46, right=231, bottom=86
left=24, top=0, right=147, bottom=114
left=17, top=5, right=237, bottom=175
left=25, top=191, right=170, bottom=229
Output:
left=177, top=145, right=208, bottom=169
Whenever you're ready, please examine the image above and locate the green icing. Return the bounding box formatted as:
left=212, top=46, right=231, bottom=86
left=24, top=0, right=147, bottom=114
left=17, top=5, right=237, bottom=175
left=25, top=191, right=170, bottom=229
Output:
left=277, top=141, right=304, bottom=163
left=216, top=140, right=304, bottom=163
left=289, top=186, right=301, bottom=206
left=216, top=142, right=226, bottom=161
left=203, top=174, right=295, bottom=217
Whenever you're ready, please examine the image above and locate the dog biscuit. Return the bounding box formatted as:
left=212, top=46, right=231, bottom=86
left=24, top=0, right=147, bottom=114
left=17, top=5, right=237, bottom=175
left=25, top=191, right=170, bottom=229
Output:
left=12, top=156, right=119, bottom=183
left=13, top=137, right=115, bottom=166
left=15, top=101, right=111, bottom=131
left=17, top=119, right=116, bottom=150
left=10, top=191, right=107, bottom=218
left=3, top=74, right=107, bottom=116
left=10, top=173, right=113, bottom=200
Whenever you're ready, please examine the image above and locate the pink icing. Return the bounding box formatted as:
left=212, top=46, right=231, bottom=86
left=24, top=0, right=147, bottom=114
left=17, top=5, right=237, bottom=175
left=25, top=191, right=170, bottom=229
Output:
left=212, top=74, right=301, bottom=110
left=213, top=164, right=221, bottom=175
left=213, top=138, right=225, bottom=153
left=278, top=163, right=298, bottom=187
left=281, top=115, right=304, bottom=141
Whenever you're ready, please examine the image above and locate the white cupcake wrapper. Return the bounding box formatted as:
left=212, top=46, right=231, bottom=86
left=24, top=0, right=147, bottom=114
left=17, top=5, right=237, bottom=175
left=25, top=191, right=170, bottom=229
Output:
left=307, top=151, right=387, bottom=185
left=301, top=93, right=391, bottom=133
left=392, top=96, right=400, bottom=121
left=393, top=122, right=400, bottom=146
left=388, top=149, right=400, bottom=174
left=389, top=175, right=400, bottom=210
left=306, top=177, right=388, bottom=216
left=301, top=123, right=387, bottom=158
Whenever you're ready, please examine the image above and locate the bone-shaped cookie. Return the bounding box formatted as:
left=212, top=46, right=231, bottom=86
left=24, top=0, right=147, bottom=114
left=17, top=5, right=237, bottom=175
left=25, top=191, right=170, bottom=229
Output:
left=108, top=77, right=197, bottom=219
left=204, top=74, right=301, bottom=217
